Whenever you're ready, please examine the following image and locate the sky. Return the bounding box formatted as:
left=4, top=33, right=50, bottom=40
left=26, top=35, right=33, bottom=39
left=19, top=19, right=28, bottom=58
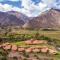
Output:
left=0, top=0, right=60, bottom=17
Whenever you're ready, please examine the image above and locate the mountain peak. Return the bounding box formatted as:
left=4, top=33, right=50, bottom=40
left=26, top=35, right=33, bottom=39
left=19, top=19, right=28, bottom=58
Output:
left=23, top=9, right=60, bottom=29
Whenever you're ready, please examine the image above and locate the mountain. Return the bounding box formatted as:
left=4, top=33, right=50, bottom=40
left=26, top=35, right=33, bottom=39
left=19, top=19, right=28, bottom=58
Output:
left=23, top=9, right=60, bottom=29
left=7, top=11, right=31, bottom=23
left=0, top=11, right=25, bottom=27
left=0, top=9, right=60, bottom=29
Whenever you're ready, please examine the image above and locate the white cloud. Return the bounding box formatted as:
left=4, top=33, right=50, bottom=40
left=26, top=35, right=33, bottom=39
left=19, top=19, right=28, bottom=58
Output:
left=52, top=0, right=60, bottom=9
left=0, top=3, right=12, bottom=11
left=20, top=0, right=49, bottom=17
left=0, top=0, right=59, bottom=17
left=20, top=0, right=59, bottom=17
left=0, top=3, right=21, bottom=12
left=42, top=0, right=56, bottom=4
left=12, top=6, right=21, bottom=11
left=0, top=0, right=55, bottom=17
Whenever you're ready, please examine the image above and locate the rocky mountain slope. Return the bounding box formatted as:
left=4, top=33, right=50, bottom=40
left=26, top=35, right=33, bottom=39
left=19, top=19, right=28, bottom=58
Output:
left=23, top=9, right=60, bottom=29
left=0, top=9, right=60, bottom=29
left=7, top=11, right=30, bottom=23
left=0, top=11, right=24, bottom=27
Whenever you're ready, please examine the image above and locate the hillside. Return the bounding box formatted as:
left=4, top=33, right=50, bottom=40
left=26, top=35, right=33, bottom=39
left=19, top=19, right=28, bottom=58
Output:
left=0, top=12, right=24, bottom=27
left=0, top=9, right=60, bottom=29
left=23, top=9, right=60, bottom=29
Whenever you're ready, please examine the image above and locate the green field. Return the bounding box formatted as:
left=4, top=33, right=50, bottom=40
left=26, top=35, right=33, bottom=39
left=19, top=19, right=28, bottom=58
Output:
left=11, top=29, right=60, bottom=40
left=1, top=29, right=60, bottom=39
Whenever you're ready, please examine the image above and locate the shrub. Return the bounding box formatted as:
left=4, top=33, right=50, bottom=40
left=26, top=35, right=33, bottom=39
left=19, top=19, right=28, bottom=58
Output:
left=34, top=32, right=40, bottom=40
left=0, top=49, right=7, bottom=60
left=40, top=35, right=51, bottom=40
left=42, top=28, right=57, bottom=31
left=24, top=34, right=33, bottom=40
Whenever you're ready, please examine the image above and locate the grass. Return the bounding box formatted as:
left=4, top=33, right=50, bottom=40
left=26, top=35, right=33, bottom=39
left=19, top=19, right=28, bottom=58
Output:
left=0, top=29, right=60, bottom=40
left=54, top=52, right=60, bottom=60
left=11, top=29, right=60, bottom=40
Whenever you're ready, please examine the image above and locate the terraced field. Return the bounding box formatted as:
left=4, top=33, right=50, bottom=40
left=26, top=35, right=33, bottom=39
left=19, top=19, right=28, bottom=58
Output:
left=0, top=30, right=60, bottom=60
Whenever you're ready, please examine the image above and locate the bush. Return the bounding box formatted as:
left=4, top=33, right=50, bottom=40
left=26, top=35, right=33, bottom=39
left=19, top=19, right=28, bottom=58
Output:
left=42, top=28, right=57, bottom=31
left=23, top=34, right=33, bottom=40
left=34, top=32, right=40, bottom=40
left=0, top=49, right=7, bottom=60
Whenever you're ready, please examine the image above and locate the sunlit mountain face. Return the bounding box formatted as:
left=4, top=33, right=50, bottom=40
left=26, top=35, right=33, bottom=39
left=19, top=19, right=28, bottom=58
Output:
left=0, top=0, right=60, bottom=17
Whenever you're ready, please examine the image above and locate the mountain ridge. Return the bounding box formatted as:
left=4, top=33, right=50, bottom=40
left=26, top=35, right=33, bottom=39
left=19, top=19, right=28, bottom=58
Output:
left=0, top=9, right=60, bottom=29
left=23, top=9, right=60, bottom=29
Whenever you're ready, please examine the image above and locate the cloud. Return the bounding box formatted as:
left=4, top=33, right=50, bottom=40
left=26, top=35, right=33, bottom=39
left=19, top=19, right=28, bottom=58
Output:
left=20, top=0, right=52, bottom=17
left=52, top=0, right=60, bottom=9
left=20, top=0, right=48, bottom=17
left=0, top=3, right=21, bottom=12
left=42, top=0, right=56, bottom=4
left=20, top=0, right=60, bottom=17
left=0, top=0, right=60, bottom=17
left=0, top=3, right=12, bottom=11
